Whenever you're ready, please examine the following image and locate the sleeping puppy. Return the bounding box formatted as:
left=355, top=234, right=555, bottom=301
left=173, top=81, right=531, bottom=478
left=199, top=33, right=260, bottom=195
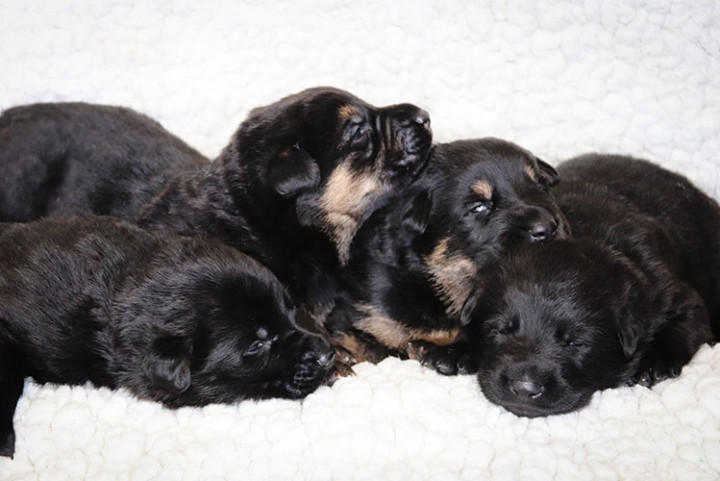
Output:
left=417, top=154, right=720, bottom=416
left=0, top=216, right=335, bottom=458
left=0, top=87, right=433, bottom=327
left=327, top=138, right=569, bottom=367
left=0, top=102, right=208, bottom=221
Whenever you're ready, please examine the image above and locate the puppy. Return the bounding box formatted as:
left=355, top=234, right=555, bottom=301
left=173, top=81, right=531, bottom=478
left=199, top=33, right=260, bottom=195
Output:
left=327, top=138, right=569, bottom=367
left=418, top=154, right=720, bottom=416
left=0, top=216, right=335, bottom=458
left=0, top=87, right=433, bottom=328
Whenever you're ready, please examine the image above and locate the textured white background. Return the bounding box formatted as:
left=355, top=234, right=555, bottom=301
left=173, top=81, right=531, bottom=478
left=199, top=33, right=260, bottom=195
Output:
left=1, top=1, right=719, bottom=480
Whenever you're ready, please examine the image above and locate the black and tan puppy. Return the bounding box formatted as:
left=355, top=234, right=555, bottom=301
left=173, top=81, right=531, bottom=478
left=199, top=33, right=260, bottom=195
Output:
left=327, top=138, right=569, bottom=366
left=0, top=215, right=335, bottom=458
left=0, top=87, right=432, bottom=327
left=419, top=154, right=720, bottom=416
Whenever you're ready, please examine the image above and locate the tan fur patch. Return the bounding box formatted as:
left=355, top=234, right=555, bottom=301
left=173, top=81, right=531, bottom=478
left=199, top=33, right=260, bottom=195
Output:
left=471, top=179, right=493, bottom=199
left=525, top=164, right=538, bottom=182
left=355, top=304, right=460, bottom=350
left=335, top=332, right=384, bottom=364
left=338, top=104, right=362, bottom=120
left=320, top=164, right=386, bottom=265
left=424, top=238, right=477, bottom=316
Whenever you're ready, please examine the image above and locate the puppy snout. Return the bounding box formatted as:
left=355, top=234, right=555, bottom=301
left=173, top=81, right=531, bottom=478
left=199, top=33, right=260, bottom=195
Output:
left=384, top=104, right=433, bottom=149
left=314, top=350, right=336, bottom=368
left=509, top=376, right=545, bottom=400
left=528, top=218, right=558, bottom=243
left=412, top=109, right=431, bottom=130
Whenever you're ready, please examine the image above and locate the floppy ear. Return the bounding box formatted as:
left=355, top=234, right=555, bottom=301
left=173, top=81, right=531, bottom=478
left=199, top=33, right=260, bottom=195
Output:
left=459, top=291, right=479, bottom=326
left=149, top=336, right=192, bottom=394
left=616, top=306, right=643, bottom=359
left=402, top=190, right=432, bottom=237
left=267, top=144, right=321, bottom=197
left=613, top=282, right=651, bottom=359
left=536, top=158, right=561, bottom=187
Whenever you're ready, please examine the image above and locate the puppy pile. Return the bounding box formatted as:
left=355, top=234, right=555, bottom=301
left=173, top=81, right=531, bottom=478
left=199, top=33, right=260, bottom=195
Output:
left=1, top=87, right=718, bottom=458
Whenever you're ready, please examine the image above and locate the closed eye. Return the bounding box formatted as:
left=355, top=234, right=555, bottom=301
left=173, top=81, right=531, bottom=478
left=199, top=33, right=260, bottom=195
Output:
left=243, top=334, right=278, bottom=357
left=556, top=328, right=583, bottom=348
left=488, top=317, right=518, bottom=336
left=346, top=116, right=371, bottom=147
left=468, top=199, right=493, bottom=216
left=244, top=339, right=268, bottom=357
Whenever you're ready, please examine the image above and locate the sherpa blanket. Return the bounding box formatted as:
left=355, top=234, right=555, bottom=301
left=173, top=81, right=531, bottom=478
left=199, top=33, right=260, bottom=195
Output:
left=1, top=1, right=719, bottom=480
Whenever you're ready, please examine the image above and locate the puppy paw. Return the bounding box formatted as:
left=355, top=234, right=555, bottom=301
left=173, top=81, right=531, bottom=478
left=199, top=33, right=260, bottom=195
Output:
left=0, top=429, right=15, bottom=459
left=408, top=341, right=477, bottom=376
left=327, top=346, right=357, bottom=382
left=632, top=357, right=683, bottom=388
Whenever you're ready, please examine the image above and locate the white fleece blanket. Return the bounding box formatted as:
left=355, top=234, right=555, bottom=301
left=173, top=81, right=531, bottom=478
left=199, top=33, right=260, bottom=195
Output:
left=1, top=1, right=719, bottom=480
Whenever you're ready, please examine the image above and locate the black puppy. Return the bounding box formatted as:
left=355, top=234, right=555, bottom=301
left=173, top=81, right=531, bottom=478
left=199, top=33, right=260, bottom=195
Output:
left=327, top=138, right=569, bottom=367
left=0, top=216, right=335, bottom=458
left=419, top=154, right=720, bottom=416
left=0, top=87, right=432, bottom=328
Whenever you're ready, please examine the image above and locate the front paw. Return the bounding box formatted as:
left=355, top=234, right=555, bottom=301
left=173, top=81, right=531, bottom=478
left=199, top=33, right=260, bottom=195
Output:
left=631, top=356, right=683, bottom=388
left=0, top=428, right=15, bottom=458
left=328, top=346, right=357, bottom=383
left=407, top=341, right=476, bottom=376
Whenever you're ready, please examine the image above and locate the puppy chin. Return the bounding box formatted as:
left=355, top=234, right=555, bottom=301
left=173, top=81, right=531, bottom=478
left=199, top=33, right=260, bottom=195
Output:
left=479, top=377, right=593, bottom=417
left=493, top=395, right=591, bottom=418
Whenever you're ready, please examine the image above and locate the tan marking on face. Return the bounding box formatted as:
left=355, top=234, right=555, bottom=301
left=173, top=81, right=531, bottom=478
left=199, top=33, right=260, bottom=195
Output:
left=471, top=180, right=493, bottom=199
left=355, top=304, right=460, bottom=350
left=320, top=164, right=387, bottom=265
left=424, top=238, right=477, bottom=316
left=338, top=104, right=362, bottom=120
left=525, top=164, right=538, bottom=182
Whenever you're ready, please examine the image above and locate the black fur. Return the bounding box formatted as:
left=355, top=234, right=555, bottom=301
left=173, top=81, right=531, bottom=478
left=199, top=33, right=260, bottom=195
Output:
left=0, top=87, right=433, bottom=330
left=327, top=138, right=569, bottom=367
left=419, top=154, right=720, bottom=416
left=0, top=216, right=335, bottom=458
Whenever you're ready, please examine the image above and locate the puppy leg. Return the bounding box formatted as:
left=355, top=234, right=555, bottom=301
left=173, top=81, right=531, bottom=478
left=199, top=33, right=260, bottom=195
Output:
left=633, top=285, right=713, bottom=387
left=332, top=331, right=398, bottom=377
left=0, top=345, right=25, bottom=458
left=408, top=341, right=478, bottom=376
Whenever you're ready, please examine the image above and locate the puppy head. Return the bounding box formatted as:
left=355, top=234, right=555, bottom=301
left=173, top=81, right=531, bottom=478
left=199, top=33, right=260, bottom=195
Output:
left=116, top=249, right=335, bottom=406
left=464, top=240, right=653, bottom=417
left=416, top=138, right=569, bottom=315
left=224, top=86, right=433, bottom=264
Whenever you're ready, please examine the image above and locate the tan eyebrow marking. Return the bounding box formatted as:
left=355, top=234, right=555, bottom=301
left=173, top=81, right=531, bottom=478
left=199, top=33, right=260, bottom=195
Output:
left=525, top=164, right=539, bottom=182
left=338, top=104, right=362, bottom=120
left=471, top=180, right=493, bottom=199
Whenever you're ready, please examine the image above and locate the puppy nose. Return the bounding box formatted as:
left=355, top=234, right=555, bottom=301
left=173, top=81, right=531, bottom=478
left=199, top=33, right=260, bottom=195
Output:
left=414, top=109, right=431, bottom=130
left=509, top=378, right=545, bottom=399
left=385, top=104, right=431, bottom=129
left=315, top=351, right=336, bottom=368
left=529, top=218, right=557, bottom=243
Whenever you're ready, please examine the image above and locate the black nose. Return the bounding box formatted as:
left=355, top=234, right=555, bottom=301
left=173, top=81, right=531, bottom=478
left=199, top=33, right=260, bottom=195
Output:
left=414, top=109, right=431, bottom=130
left=528, top=218, right=558, bottom=243
left=509, top=378, right=545, bottom=399
left=315, top=350, right=336, bottom=368
left=384, top=103, right=431, bottom=129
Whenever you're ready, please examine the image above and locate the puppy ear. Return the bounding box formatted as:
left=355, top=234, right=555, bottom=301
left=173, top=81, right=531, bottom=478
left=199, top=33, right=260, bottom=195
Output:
left=536, top=158, right=560, bottom=187
left=459, top=292, right=479, bottom=326
left=402, top=190, right=432, bottom=236
left=267, top=144, right=321, bottom=197
left=616, top=307, right=643, bottom=359
left=150, top=336, right=192, bottom=394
